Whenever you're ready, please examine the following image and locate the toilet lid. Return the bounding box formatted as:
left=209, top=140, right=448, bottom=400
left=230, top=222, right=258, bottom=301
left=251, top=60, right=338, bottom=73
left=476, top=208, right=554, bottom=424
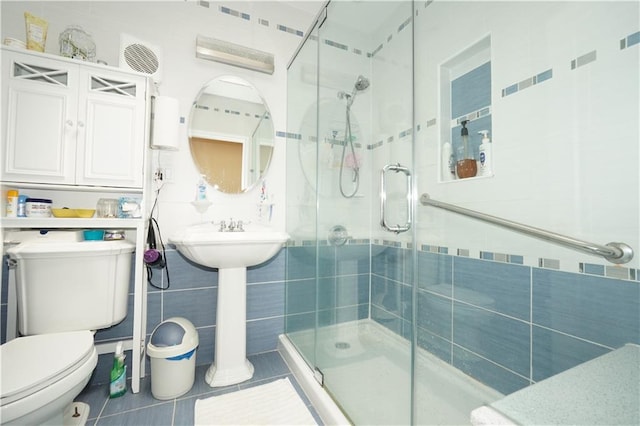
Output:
left=1, top=331, right=95, bottom=401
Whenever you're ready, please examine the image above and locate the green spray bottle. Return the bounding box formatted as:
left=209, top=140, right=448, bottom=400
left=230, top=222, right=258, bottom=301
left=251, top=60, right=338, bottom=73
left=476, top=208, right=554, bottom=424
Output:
left=109, top=341, right=127, bottom=398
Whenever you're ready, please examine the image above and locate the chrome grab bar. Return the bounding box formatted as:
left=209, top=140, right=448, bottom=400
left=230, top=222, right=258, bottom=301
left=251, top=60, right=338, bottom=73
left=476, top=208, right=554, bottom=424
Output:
left=420, top=193, right=634, bottom=264
left=381, top=163, right=412, bottom=234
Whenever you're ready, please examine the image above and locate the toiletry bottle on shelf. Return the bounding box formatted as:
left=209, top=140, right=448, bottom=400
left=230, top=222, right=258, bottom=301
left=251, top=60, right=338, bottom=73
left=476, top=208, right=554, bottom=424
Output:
left=17, top=195, right=28, bottom=217
left=196, top=176, right=207, bottom=201
left=456, top=120, right=477, bottom=179
left=6, top=190, right=18, bottom=217
left=478, top=130, right=493, bottom=176
left=109, top=341, right=126, bottom=398
left=441, top=142, right=455, bottom=181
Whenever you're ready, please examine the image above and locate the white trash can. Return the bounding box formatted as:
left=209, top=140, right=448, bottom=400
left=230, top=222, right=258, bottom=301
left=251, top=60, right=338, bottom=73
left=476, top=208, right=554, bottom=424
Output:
left=147, top=317, right=199, bottom=400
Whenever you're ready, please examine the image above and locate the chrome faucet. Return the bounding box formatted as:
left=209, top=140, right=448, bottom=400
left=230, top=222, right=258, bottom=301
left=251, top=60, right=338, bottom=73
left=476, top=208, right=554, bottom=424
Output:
left=216, top=218, right=245, bottom=232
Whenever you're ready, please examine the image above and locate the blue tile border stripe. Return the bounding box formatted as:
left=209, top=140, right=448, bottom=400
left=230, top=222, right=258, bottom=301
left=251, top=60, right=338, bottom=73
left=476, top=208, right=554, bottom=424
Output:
left=502, top=69, right=553, bottom=97
left=198, top=3, right=306, bottom=39
left=219, top=5, right=250, bottom=20
left=571, top=50, right=597, bottom=70
left=620, top=31, right=640, bottom=49
left=278, top=24, right=304, bottom=37
left=453, top=106, right=492, bottom=127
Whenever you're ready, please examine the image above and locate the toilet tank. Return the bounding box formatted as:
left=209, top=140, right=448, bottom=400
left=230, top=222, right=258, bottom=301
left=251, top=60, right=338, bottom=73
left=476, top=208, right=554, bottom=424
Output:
left=7, top=240, right=135, bottom=335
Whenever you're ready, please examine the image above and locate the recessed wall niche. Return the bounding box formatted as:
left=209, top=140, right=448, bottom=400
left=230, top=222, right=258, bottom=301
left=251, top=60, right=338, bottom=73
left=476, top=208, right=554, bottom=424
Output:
left=439, top=36, right=492, bottom=182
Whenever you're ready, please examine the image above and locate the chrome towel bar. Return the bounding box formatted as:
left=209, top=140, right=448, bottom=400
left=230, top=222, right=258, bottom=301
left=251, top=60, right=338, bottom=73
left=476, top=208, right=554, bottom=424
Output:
left=420, top=193, right=633, bottom=264
left=381, top=164, right=412, bottom=234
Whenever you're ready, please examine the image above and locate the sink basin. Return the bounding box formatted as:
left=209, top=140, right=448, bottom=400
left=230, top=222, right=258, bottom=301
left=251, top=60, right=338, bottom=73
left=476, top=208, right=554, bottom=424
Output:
left=170, top=223, right=289, bottom=268
left=169, top=223, right=289, bottom=387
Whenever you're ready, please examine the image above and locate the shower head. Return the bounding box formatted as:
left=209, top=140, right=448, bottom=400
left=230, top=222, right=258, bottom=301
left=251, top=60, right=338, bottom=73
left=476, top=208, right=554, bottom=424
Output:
left=338, top=75, right=370, bottom=107
left=353, top=75, right=370, bottom=92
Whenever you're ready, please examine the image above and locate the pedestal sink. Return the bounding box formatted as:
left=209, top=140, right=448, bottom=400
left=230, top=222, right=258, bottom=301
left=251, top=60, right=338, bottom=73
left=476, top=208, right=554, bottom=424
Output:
left=169, top=223, right=289, bottom=387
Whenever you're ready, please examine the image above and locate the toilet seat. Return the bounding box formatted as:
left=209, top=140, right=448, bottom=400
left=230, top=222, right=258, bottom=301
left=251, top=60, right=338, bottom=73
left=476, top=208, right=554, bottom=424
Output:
left=1, top=331, right=96, bottom=405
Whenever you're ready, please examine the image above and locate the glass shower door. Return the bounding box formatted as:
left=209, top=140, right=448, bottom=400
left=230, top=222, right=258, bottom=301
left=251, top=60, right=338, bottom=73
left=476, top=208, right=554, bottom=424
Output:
left=312, top=2, right=416, bottom=424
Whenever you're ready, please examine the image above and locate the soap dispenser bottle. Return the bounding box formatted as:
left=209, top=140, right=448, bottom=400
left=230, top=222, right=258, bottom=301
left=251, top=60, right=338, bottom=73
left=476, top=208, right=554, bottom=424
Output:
left=196, top=175, right=207, bottom=201
left=455, top=120, right=477, bottom=179
left=478, top=130, right=493, bottom=176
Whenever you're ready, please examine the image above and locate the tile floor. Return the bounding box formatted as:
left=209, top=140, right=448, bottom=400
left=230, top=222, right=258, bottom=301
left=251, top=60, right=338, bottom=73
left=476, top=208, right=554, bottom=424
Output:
left=76, top=351, right=324, bottom=425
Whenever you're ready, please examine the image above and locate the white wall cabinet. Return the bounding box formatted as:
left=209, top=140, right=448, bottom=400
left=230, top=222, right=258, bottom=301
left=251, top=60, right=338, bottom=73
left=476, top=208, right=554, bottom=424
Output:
left=1, top=46, right=151, bottom=394
left=1, top=48, right=145, bottom=188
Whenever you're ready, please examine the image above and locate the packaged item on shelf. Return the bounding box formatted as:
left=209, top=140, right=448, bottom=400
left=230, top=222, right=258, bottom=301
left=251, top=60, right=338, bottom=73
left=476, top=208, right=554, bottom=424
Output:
left=25, top=198, right=52, bottom=218
left=118, top=197, right=141, bottom=218
left=104, top=229, right=126, bottom=241
left=96, top=198, right=119, bottom=218
left=24, top=12, right=48, bottom=52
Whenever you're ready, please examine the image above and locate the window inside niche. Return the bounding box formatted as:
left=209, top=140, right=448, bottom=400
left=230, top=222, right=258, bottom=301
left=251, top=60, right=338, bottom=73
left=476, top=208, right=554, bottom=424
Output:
left=439, top=36, right=492, bottom=181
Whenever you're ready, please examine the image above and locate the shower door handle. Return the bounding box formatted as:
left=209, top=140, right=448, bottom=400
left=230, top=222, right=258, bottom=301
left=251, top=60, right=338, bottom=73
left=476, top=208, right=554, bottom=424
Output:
left=380, top=163, right=412, bottom=234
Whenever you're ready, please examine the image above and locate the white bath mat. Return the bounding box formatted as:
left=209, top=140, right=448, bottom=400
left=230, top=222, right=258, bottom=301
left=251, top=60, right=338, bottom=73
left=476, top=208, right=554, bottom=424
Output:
left=194, top=377, right=317, bottom=425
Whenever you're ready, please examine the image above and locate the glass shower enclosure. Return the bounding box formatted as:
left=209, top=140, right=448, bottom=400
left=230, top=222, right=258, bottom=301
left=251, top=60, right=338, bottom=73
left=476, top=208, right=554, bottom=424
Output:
left=286, top=1, right=639, bottom=425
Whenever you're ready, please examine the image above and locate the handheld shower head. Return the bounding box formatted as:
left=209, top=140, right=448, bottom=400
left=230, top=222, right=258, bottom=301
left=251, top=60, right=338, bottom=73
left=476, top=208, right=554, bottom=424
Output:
left=354, top=75, right=370, bottom=92
left=338, top=75, right=370, bottom=107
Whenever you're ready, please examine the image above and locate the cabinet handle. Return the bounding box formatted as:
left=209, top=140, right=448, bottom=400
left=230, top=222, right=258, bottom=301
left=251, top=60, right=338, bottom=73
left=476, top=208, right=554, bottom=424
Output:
left=66, top=119, right=74, bottom=127
left=77, top=121, right=85, bottom=128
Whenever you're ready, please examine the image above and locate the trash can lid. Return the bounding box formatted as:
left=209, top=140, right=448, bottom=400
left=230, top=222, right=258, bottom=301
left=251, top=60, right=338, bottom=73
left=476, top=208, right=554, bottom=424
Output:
left=151, top=321, right=186, bottom=347
left=147, top=317, right=198, bottom=358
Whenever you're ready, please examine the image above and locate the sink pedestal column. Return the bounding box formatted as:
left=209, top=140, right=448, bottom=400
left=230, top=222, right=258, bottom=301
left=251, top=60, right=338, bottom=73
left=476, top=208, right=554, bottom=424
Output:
left=205, top=267, right=254, bottom=387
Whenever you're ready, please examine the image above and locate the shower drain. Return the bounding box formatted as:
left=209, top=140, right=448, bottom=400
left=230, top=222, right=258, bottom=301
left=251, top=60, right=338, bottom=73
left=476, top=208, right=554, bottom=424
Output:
left=335, top=341, right=351, bottom=350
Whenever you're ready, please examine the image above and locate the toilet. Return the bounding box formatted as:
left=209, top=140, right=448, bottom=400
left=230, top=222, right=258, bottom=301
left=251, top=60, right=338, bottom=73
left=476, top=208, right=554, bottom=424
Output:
left=1, top=238, right=134, bottom=425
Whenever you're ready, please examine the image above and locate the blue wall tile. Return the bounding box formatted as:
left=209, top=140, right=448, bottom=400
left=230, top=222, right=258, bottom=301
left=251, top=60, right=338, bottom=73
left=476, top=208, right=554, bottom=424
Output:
left=285, top=312, right=315, bottom=333
left=285, top=278, right=316, bottom=315
left=417, top=290, right=452, bottom=340
left=532, top=325, right=610, bottom=382
left=146, top=292, right=163, bottom=334
left=454, top=257, right=531, bottom=321
left=372, top=275, right=411, bottom=320
left=451, top=61, right=492, bottom=118
left=95, top=294, right=135, bottom=341
left=318, top=274, right=369, bottom=310
left=336, top=304, right=368, bottom=323
left=163, top=287, right=217, bottom=328
left=247, top=316, right=284, bottom=353
left=195, top=325, right=215, bottom=365
left=533, top=268, right=640, bottom=348
left=247, top=249, right=285, bottom=283
left=372, top=246, right=408, bottom=282
left=336, top=244, right=371, bottom=275
left=372, top=305, right=404, bottom=336
left=417, top=251, right=453, bottom=295
left=453, top=345, right=529, bottom=395
left=286, top=246, right=318, bottom=280
left=417, top=327, right=452, bottom=364
left=247, top=282, right=285, bottom=320
left=453, top=302, right=530, bottom=377
left=165, top=249, right=217, bottom=289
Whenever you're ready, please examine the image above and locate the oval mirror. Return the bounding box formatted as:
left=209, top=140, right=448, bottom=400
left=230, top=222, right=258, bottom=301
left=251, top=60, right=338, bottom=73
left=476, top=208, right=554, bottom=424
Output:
left=188, top=76, right=274, bottom=193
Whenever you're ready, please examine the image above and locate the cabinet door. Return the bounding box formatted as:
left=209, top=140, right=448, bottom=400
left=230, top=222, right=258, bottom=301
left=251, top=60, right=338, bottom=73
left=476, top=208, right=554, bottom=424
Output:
left=76, top=68, right=146, bottom=188
left=1, top=51, right=78, bottom=184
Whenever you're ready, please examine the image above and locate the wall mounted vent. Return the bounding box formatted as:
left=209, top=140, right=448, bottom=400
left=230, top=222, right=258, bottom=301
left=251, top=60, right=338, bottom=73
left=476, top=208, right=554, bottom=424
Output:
left=196, top=35, right=274, bottom=75
left=119, top=34, right=163, bottom=84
